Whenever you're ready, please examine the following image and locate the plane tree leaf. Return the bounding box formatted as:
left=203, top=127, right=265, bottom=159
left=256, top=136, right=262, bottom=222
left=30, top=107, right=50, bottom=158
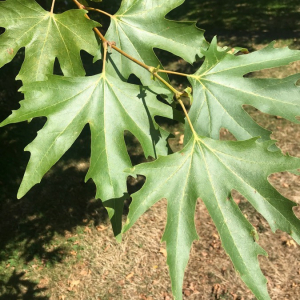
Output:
left=0, top=0, right=100, bottom=83
left=124, top=135, right=300, bottom=300
left=1, top=1, right=300, bottom=299
left=185, top=37, right=300, bottom=143
left=0, top=70, right=175, bottom=214
left=105, top=0, right=208, bottom=86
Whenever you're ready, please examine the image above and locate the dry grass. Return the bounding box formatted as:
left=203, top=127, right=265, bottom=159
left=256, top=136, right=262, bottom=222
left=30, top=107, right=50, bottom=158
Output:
left=2, top=36, right=300, bottom=300
left=13, top=109, right=300, bottom=300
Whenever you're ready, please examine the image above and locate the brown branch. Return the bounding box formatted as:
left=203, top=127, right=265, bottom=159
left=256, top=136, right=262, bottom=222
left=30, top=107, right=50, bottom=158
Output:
left=72, top=0, right=106, bottom=42
left=85, top=7, right=113, bottom=18
left=71, top=0, right=195, bottom=131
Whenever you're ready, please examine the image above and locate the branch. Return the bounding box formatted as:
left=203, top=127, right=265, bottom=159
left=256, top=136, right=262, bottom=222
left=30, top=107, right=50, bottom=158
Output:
left=72, top=0, right=106, bottom=42
left=71, top=0, right=195, bottom=132
left=71, top=0, right=188, bottom=86
left=85, top=7, right=113, bottom=18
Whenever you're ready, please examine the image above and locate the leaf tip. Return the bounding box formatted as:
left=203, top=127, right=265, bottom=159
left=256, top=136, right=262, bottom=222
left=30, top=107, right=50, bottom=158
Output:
left=17, top=189, right=26, bottom=200
left=268, top=40, right=277, bottom=48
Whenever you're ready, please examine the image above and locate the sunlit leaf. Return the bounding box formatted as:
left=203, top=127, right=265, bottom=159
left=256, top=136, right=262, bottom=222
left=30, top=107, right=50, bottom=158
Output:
left=185, top=37, right=300, bottom=143
left=124, top=135, right=300, bottom=300
left=0, top=0, right=100, bottom=83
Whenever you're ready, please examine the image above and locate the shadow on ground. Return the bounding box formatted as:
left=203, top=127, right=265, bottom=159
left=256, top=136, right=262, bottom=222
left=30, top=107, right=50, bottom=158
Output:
left=0, top=271, right=48, bottom=300
left=0, top=64, right=102, bottom=297
left=0, top=50, right=140, bottom=298
left=169, top=0, right=300, bottom=49
left=1, top=0, right=300, bottom=298
left=36, top=0, right=300, bottom=49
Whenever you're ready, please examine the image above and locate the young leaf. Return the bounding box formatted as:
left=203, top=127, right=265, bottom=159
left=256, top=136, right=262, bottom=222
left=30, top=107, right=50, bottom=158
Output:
left=185, top=37, right=300, bottom=143
left=0, top=0, right=100, bottom=83
left=0, top=72, right=175, bottom=202
left=124, top=135, right=300, bottom=300
left=105, top=0, right=208, bottom=86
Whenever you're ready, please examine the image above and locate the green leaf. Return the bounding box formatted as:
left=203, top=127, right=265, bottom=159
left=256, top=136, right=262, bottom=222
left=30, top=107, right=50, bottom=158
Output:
left=0, top=71, right=174, bottom=203
left=185, top=37, right=300, bottom=143
left=124, top=135, right=300, bottom=300
left=0, top=68, right=176, bottom=235
left=105, top=0, right=208, bottom=86
left=79, top=0, right=90, bottom=6
left=183, top=87, right=193, bottom=104
left=0, top=0, right=100, bottom=83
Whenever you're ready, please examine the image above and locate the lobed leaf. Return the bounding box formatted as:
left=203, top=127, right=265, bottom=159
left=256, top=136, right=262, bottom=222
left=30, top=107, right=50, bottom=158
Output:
left=1, top=1, right=300, bottom=299
left=105, top=0, right=208, bottom=86
left=124, top=135, right=300, bottom=300
left=185, top=37, right=300, bottom=143
left=0, top=69, right=176, bottom=233
left=0, top=0, right=100, bottom=83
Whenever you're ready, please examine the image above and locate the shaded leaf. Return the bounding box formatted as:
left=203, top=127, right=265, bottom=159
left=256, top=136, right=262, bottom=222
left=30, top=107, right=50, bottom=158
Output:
left=0, top=71, right=174, bottom=203
left=79, top=0, right=90, bottom=6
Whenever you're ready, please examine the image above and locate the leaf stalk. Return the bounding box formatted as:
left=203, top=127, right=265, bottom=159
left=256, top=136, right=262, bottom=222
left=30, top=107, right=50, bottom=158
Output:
left=177, top=98, right=197, bottom=137
left=50, top=0, right=56, bottom=14
left=102, top=41, right=108, bottom=73
left=72, top=0, right=195, bottom=133
left=157, top=69, right=190, bottom=77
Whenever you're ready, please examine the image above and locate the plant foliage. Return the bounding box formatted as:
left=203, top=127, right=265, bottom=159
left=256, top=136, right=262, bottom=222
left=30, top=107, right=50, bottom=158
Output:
left=0, top=0, right=100, bottom=83
left=1, top=0, right=300, bottom=299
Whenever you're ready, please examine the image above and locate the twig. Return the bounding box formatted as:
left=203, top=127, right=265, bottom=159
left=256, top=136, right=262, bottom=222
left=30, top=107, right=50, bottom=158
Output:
left=85, top=7, right=113, bottom=18
left=71, top=0, right=195, bottom=134
left=50, top=0, right=56, bottom=14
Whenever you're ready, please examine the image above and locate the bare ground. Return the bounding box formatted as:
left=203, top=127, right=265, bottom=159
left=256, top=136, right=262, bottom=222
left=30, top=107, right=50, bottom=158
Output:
left=1, top=20, right=300, bottom=300
left=2, top=107, right=300, bottom=300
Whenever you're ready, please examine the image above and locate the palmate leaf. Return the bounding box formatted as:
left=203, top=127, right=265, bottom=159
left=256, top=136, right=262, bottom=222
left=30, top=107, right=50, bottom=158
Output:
left=0, top=70, right=175, bottom=235
left=105, top=0, right=208, bottom=86
left=185, top=37, right=300, bottom=143
left=124, top=134, right=300, bottom=300
left=0, top=0, right=100, bottom=83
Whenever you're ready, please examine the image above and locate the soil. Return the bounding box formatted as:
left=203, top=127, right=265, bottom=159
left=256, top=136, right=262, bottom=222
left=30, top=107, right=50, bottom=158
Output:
left=1, top=88, right=300, bottom=300
left=1, top=1, right=300, bottom=299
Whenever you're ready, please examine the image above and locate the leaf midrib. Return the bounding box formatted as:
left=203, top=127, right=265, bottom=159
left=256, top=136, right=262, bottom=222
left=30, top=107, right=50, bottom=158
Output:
left=28, top=78, right=101, bottom=179
left=199, top=139, right=294, bottom=231
left=200, top=77, right=300, bottom=108
left=195, top=51, right=300, bottom=77
left=197, top=139, right=255, bottom=278
left=127, top=150, right=192, bottom=228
